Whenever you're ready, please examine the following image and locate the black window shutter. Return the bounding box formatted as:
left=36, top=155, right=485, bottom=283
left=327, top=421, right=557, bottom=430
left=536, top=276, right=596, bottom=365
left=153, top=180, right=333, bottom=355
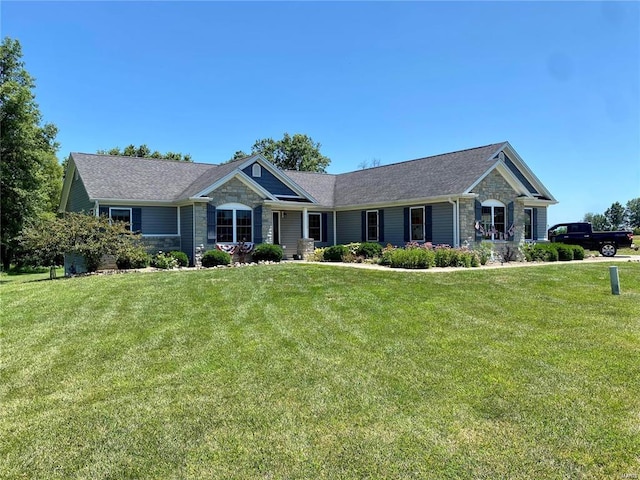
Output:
left=99, top=206, right=108, bottom=217
left=425, top=205, right=433, bottom=243
left=322, top=212, right=328, bottom=243
left=301, top=212, right=304, bottom=238
left=361, top=211, right=366, bottom=242
left=254, top=205, right=262, bottom=244
left=507, top=202, right=514, bottom=239
left=379, top=209, right=384, bottom=243
left=475, top=200, right=483, bottom=241
left=532, top=208, right=538, bottom=240
left=403, top=207, right=410, bottom=242
left=207, top=204, right=216, bottom=244
left=132, top=208, right=142, bottom=233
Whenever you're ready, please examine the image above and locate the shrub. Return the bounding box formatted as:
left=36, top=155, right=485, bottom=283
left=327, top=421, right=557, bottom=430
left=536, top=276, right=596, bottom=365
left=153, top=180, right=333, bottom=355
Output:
left=571, top=245, right=585, bottom=260
left=168, top=251, right=189, bottom=267
left=435, top=247, right=456, bottom=268
left=151, top=251, right=178, bottom=269
left=201, top=249, right=231, bottom=267
left=312, top=248, right=326, bottom=262
left=474, top=241, right=493, bottom=265
left=555, top=243, right=574, bottom=261
left=252, top=243, right=283, bottom=262
left=116, top=245, right=150, bottom=269
left=385, top=247, right=435, bottom=269
left=323, top=245, right=348, bottom=262
left=526, top=243, right=559, bottom=262
left=356, top=242, right=382, bottom=259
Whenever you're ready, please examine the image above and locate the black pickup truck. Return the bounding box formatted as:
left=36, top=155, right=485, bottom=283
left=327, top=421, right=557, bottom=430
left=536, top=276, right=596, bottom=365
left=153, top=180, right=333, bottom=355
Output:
left=547, top=222, right=634, bottom=257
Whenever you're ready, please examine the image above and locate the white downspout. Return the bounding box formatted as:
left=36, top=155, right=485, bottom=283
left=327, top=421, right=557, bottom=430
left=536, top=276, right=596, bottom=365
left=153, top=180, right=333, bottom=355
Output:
left=94, top=200, right=100, bottom=216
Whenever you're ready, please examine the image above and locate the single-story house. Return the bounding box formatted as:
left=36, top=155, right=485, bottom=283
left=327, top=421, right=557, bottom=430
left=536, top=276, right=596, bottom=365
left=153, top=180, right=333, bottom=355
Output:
left=59, top=141, right=557, bottom=267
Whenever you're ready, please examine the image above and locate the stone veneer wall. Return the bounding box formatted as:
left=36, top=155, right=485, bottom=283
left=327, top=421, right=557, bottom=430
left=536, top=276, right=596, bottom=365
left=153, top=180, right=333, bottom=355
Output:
left=142, top=236, right=182, bottom=253
left=196, top=178, right=273, bottom=252
left=462, top=169, right=526, bottom=245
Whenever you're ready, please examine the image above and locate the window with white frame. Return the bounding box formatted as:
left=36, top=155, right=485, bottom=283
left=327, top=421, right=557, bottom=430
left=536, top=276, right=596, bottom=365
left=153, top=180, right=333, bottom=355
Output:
left=481, top=200, right=506, bottom=241
left=216, top=204, right=252, bottom=243
left=109, top=208, right=132, bottom=231
left=524, top=208, right=533, bottom=240
left=410, top=207, right=424, bottom=241
left=308, top=213, right=321, bottom=241
left=367, top=210, right=379, bottom=242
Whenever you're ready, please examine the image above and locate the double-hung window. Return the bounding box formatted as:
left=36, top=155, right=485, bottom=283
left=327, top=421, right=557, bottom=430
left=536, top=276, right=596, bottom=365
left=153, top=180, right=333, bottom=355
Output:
left=410, top=207, right=424, bottom=242
left=524, top=208, right=533, bottom=241
left=367, top=210, right=379, bottom=242
left=216, top=204, right=252, bottom=243
left=481, top=200, right=506, bottom=241
left=308, top=213, right=321, bottom=241
left=109, top=208, right=132, bottom=231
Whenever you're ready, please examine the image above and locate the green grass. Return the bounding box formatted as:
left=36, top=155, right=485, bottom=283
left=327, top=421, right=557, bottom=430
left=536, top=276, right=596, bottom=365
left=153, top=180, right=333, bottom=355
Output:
left=0, top=267, right=65, bottom=284
left=1, top=264, right=639, bottom=479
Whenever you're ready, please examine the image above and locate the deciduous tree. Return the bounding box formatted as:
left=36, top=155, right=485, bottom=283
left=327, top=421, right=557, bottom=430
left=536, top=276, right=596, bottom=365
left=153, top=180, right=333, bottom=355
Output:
left=625, top=198, right=640, bottom=229
left=249, top=133, right=330, bottom=172
left=1, top=37, right=61, bottom=270
left=97, top=144, right=193, bottom=162
left=604, top=201, right=626, bottom=230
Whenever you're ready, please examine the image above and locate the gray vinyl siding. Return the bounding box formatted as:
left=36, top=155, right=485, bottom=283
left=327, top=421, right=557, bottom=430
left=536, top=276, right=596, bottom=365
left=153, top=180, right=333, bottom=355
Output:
left=99, top=205, right=178, bottom=235
left=381, top=207, right=405, bottom=246
left=67, top=174, right=93, bottom=212
left=180, top=205, right=194, bottom=265
left=280, top=212, right=302, bottom=259
left=336, top=210, right=361, bottom=244
left=504, top=154, right=538, bottom=194
left=432, top=202, right=454, bottom=245
left=337, top=203, right=453, bottom=246
left=143, top=207, right=178, bottom=235
left=536, top=207, right=548, bottom=241
left=243, top=163, right=297, bottom=197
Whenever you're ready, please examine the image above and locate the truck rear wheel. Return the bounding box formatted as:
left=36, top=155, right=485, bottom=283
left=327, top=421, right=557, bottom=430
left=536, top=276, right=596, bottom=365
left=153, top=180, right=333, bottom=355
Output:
left=600, top=243, right=617, bottom=257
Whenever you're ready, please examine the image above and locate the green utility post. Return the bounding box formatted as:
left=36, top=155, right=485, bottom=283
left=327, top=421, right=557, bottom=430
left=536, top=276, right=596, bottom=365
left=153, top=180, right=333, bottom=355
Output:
left=609, top=266, right=621, bottom=295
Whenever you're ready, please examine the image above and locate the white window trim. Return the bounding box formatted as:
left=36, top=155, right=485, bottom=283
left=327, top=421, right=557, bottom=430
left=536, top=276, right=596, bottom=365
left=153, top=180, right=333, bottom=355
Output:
left=410, top=206, right=425, bottom=242
left=252, top=163, right=262, bottom=178
left=216, top=203, right=253, bottom=243
left=481, top=200, right=506, bottom=241
left=109, top=207, right=132, bottom=231
left=524, top=207, right=533, bottom=241
left=308, top=212, right=322, bottom=242
left=366, top=210, right=379, bottom=242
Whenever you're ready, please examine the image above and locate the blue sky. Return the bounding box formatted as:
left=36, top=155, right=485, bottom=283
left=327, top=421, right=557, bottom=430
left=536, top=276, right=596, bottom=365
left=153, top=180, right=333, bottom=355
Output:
left=3, top=1, right=639, bottom=227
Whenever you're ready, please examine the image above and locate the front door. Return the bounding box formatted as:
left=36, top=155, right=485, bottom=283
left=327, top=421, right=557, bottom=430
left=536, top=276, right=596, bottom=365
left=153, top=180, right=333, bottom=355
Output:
left=272, top=212, right=281, bottom=245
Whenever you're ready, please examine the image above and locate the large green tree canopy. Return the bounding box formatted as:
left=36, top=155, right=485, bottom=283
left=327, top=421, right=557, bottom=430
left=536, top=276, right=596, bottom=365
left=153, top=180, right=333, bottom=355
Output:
left=98, top=144, right=193, bottom=162
left=230, top=133, right=331, bottom=172
left=1, top=37, right=62, bottom=269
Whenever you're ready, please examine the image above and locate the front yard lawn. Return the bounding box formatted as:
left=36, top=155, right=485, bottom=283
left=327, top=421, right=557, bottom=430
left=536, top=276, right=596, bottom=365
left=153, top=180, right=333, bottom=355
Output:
left=1, top=263, right=639, bottom=479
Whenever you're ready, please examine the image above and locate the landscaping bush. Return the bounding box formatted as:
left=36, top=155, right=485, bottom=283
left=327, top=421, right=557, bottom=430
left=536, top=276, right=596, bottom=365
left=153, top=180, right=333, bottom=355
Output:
left=434, top=247, right=456, bottom=268
left=571, top=245, right=585, bottom=260
left=116, top=245, right=150, bottom=269
left=168, top=251, right=189, bottom=267
left=312, top=248, right=326, bottom=262
left=555, top=243, right=574, bottom=261
left=201, top=249, right=231, bottom=267
left=323, top=245, right=348, bottom=262
left=151, top=252, right=178, bottom=269
left=356, top=242, right=382, bottom=259
left=385, top=247, right=435, bottom=269
left=525, top=243, right=559, bottom=262
left=252, top=244, right=283, bottom=262
left=474, top=241, right=493, bottom=265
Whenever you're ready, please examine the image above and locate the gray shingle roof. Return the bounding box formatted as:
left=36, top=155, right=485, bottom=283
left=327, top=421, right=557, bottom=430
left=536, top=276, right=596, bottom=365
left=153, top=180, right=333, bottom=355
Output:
left=286, top=142, right=505, bottom=207
left=70, top=142, right=507, bottom=207
left=71, top=153, right=218, bottom=202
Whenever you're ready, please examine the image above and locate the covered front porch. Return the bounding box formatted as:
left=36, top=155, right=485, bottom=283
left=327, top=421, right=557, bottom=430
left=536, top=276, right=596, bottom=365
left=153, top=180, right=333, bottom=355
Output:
left=266, top=207, right=335, bottom=259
